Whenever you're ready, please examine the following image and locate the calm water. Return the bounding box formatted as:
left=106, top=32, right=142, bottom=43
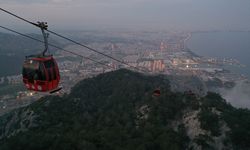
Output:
left=187, top=31, right=250, bottom=79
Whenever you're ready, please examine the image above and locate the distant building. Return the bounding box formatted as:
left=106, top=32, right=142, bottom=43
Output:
left=138, top=59, right=165, bottom=73
left=152, top=60, right=165, bottom=72
left=123, top=55, right=139, bottom=63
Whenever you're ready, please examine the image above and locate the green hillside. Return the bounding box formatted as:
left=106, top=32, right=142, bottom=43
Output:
left=0, top=69, right=249, bottom=150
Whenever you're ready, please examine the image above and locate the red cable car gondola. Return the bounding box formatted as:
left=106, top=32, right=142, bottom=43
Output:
left=22, top=22, right=60, bottom=93
left=153, top=88, right=161, bottom=97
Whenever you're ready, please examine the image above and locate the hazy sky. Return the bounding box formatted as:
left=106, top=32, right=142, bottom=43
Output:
left=1, top=0, right=250, bottom=31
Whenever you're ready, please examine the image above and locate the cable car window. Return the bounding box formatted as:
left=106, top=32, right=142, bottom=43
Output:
left=53, top=68, right=57, bottom=80
left=44, top=60, right=55, bottom=68
left=23, top=59, right=45, bottom=81
left=39, top=63, right=46, bottom=81
left=23, top=59, right=39, bottom=79
left=48, top=69, right=52, bottom=81
left=23, top=59, right=39, bottom=70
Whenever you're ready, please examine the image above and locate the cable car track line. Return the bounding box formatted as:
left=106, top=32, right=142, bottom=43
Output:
left=0, top=8, right=40, bottom=27
left=0, top=25, right=114, bottom=69
left=0, top=8, right=169, bottom=96
left=0, top=7, right=146, bottom=73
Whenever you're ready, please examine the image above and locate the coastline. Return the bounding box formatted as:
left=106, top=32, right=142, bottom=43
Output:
left=185, top=31, right=250, bottom=108
left=186, top=31, right=250, bottom=80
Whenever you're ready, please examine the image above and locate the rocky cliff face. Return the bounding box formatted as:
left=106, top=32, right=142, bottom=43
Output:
left=0, top=69, right=249, bottom=150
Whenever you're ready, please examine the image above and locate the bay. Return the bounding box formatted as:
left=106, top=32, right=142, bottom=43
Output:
left=187, top=31, right=250, bottom=79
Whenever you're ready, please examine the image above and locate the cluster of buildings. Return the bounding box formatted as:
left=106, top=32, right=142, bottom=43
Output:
left=0, top=75, right=22, bottom=85
left=0, top=31, right=247, bottom=115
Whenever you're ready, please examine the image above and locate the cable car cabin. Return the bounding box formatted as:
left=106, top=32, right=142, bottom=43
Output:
left=22, top=55, right=60, bottom=92
left=153, top=89, right=161, bottom=97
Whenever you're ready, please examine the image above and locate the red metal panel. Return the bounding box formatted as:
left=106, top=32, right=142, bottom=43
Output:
left=22, top=56, right=60, bottom=93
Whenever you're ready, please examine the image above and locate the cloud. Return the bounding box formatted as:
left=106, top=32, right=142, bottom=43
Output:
left=1, top=0, right=250, bottom=31
left=50, top=0, right=74, bottom=3
left=0, top=0, right=49, bottom=4
left=220, top=81, right=250, bottom=109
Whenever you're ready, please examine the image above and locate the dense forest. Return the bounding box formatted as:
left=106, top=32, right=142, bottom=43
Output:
left=0, top=69, right=249, bottom=150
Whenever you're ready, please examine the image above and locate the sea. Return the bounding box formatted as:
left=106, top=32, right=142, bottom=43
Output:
left=187, top=31, right=250, bottom=108
left=187, top=31, right=250, bottom=79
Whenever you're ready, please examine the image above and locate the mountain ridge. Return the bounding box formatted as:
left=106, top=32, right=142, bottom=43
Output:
left=0, top=69, right=249, bottom=150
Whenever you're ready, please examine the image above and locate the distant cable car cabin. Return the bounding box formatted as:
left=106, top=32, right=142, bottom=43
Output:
left=22, top=22, right=60, bottom=93
left=153, top=88, right=161, bottom=97
left=184, top=90, right=196, bottom=97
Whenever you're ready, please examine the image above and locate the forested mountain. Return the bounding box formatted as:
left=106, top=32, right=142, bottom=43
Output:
left=0, top=69, right=249, bottom=150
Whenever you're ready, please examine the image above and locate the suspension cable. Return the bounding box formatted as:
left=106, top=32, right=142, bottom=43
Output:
left=0, top=7, right=146, bottom=73
left=0, top=25, right=115, bottom=69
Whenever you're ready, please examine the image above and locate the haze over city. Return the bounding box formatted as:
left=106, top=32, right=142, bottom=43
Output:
left=1, top=0, right=250, bottom=149
left=1, top=0, right=250, bottom=31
